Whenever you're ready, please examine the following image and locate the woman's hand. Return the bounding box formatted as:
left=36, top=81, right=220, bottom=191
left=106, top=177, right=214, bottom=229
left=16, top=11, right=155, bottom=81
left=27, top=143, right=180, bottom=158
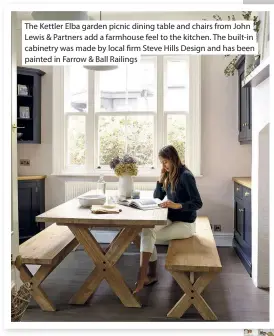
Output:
left=159, top=166, right=167, bottom=184
left=159, top=200, right=182, bottom=209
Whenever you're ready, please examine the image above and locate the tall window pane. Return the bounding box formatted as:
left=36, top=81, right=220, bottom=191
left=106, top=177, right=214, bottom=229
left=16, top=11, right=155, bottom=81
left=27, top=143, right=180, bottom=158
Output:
left=99, top=58, right=156, bottom=112
left=67, top=115, right=86, bottom=166
left=167, top=114, right=186, bottom=162
left=126, top=116, right=154, bottom=166
left=98, top=116, right=126, bottom=166
left=165, top=59, right=189, bottom=112
left=65, top=66, right=88, bottom=112
left=98, top=115, right=154, bottom=166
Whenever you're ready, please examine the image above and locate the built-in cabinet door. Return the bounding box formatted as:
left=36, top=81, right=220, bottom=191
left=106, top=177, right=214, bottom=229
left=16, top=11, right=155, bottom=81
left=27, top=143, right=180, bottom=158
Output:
left=235, top=196, right=251, bottom=256
left=234, top=198, right=245, bottom=245
left=233, top=183, right=252, bottom=275
left=18, top=181, right=40, bottom=242
left=243, top=188, right=252, bottom=256
left=236, top=55, right=252, bottom=144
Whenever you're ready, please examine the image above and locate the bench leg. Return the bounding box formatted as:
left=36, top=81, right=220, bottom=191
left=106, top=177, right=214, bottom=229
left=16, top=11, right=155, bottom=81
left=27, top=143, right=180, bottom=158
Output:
left=167, top=271, right=218, bottom=321
left=15, top=261, right=56, bottom=312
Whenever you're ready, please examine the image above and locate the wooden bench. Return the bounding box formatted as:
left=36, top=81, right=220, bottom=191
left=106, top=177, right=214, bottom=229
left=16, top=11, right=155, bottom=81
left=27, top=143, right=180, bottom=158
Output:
left=165, top=216, right=222, bottom=320
left=15, top=223, right=78, bottom=311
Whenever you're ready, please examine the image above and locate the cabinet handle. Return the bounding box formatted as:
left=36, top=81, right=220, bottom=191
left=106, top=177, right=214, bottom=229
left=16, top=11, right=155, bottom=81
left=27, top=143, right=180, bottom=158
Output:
left=36, top=186, right=38, bottom=193
left=242, top=123, right=245, bottom=127
left=244, top=191, right=250, bottom=196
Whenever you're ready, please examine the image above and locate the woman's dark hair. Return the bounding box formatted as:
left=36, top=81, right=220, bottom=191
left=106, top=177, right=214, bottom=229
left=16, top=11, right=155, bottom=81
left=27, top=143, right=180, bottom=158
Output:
left=159, top=145, right=186, bottom=193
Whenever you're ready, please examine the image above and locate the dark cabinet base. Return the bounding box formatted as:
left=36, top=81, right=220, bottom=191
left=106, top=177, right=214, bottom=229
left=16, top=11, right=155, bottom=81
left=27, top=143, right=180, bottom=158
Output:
left=233, top=238, right=252, bottom=276
left=233, top=181, right=252, bottom=276
left=18, top=179, right=45, bottom=244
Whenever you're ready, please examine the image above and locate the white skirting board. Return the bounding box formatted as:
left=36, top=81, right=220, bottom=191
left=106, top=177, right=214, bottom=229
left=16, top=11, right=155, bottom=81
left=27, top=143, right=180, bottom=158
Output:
left=89, top=230, right=233, bottom=247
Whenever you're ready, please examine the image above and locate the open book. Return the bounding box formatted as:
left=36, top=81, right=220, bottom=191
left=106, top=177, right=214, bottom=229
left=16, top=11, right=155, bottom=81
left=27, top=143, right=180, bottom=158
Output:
left=117, top=197, right=162, bottom=210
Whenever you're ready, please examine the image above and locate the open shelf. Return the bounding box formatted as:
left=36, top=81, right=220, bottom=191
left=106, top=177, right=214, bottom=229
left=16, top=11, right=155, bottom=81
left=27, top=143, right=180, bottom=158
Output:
left=17, top=118, right=33, bottom=121
left=17, top=67, right=45, bottom=144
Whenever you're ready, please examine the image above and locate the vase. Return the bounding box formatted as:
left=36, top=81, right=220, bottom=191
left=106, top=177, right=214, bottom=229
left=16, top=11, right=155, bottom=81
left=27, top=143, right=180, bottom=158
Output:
left=118, top=175, right=133, bottom=198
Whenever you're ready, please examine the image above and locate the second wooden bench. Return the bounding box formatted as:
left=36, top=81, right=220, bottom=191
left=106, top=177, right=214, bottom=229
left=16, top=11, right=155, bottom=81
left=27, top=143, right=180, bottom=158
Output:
left=165, top=216, right=222, bottom=320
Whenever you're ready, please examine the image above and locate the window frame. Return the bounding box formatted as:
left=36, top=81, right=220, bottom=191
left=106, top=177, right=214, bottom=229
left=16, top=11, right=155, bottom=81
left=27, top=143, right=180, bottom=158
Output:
left=52, top=55, right=201, bottom=177
left=94, top=56, right=158, bottom=170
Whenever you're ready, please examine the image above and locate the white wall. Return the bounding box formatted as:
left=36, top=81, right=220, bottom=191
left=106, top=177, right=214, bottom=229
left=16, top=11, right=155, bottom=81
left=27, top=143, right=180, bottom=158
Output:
left=198, top=56, right=252, bottom=233
left=251, top=78, right=270, bottom=288
left=16, top=11, right=252, bottom=234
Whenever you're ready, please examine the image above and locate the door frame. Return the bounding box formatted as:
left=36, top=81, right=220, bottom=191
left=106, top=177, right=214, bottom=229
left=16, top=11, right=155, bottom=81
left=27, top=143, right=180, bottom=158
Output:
left=10, top=11, right=20, bottom=290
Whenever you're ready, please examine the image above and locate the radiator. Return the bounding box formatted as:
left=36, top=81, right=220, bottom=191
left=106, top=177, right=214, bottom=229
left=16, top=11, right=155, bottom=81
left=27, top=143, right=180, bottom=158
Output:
left=65, top=181, right=156, bottom=201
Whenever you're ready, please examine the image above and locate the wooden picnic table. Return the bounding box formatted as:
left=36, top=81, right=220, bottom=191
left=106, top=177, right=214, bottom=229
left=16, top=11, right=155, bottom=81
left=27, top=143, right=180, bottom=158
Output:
left=36, top=190, right=168, bottom=308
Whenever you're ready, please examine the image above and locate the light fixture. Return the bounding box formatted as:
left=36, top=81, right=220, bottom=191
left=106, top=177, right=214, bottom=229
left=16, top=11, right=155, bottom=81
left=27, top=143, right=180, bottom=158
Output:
left=83, top=11, right=118, bottom=72
left=31, top=11, right=89, bottom=20
left=83, top=65, right=118, bottom=71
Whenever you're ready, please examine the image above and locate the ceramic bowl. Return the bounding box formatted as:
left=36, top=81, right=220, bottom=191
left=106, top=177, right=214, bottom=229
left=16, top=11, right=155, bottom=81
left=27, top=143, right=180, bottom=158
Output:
left=78, top=194, right=106, bottom=207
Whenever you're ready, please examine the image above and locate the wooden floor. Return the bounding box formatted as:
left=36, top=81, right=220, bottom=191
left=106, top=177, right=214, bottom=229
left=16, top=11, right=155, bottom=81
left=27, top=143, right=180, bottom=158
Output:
left=22, top=246, right=269, bottom=322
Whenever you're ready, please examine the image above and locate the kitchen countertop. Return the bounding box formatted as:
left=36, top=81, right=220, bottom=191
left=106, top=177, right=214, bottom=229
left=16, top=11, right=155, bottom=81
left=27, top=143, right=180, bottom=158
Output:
left=232, top=177, right=251, bottom=189
left=18, top=175, right=47, bottom=181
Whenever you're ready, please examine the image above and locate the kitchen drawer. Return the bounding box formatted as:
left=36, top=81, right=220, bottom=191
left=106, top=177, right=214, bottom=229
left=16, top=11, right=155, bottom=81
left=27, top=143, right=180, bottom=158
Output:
left=234, top=183, right=243, bottom=199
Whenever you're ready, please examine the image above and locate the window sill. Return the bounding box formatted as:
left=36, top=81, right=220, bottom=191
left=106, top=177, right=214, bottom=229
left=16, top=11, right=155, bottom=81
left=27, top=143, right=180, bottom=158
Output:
left=51, top=171, right=203, bottom=179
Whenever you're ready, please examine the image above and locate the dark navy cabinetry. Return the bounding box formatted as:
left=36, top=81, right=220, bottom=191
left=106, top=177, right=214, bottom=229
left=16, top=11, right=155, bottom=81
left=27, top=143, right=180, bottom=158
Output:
left=235, top=56, right=252, bottom=144
left=17, top=67, right=45, bottom=144
left=18, top=178, right=45, bottom=243
left=233, top=182, right=252, bottom=275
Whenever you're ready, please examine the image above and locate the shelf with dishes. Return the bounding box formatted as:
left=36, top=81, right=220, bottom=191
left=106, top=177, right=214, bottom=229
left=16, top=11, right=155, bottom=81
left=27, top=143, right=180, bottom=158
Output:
left=17, top=67, right=45, bottom=144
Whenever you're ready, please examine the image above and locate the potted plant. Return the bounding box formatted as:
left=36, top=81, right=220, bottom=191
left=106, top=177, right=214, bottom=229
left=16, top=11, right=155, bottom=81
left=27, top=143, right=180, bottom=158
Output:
left=212, top=11, right=261, bottom=77
left=110, top=154, right=138, bottom=198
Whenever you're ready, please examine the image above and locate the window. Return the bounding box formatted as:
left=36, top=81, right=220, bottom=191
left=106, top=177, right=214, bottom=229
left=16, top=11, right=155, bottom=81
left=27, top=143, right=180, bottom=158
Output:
left=95, top=58, right=157, bottom=168
left=52, top=55, right=201, bottom=176
left=164, top=57, right=189, bottom=166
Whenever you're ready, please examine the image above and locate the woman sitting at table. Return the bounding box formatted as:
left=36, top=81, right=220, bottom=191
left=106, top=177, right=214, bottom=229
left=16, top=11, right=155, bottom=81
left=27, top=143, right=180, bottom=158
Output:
left=134, top=145, right=203, bottom=294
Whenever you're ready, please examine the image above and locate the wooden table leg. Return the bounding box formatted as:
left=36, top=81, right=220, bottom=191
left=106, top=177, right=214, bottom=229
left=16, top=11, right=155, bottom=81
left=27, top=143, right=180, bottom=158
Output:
left=167, top=271, right=218, bottom=320
left=103, top=229, right=125, bottom=254
left=69, top=225, right=142, bottom=308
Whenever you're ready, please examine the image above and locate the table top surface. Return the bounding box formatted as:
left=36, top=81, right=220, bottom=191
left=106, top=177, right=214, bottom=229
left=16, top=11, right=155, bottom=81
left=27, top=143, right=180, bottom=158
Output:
left=36, top=190, right=168, bottom=228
